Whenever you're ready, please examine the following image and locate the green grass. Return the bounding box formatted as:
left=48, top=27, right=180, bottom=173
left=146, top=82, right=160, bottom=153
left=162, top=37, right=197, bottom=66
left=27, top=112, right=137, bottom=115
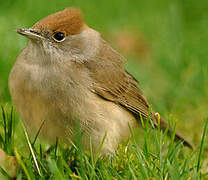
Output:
left=0, top=0, right=208, bottom=179
left=0, top=105, right=207, bottom=179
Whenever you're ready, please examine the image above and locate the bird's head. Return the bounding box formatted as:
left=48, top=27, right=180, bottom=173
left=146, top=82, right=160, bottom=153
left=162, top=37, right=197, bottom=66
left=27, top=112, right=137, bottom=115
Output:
left=16, top=8, right=101, bottom=61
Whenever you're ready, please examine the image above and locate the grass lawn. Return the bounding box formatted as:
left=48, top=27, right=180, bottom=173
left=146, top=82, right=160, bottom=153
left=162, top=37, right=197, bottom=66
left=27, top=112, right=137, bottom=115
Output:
left=0, top=0, right=208, bottom=179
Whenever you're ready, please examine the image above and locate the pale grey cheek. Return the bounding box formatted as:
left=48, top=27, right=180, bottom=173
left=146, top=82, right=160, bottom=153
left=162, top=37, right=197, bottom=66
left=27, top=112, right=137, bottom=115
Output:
left=39, top=39, right=88, bottom=63
left=40, top=41, right=64, bottom=60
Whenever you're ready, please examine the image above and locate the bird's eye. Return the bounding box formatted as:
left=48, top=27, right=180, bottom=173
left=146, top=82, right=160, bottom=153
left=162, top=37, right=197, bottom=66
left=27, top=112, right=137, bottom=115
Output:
left=52, top=32, right=65, bottom=42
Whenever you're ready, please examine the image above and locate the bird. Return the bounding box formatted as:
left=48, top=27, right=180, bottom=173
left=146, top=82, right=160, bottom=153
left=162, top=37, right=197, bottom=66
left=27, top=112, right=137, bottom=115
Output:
left=9, top=7, right=193, bottom=155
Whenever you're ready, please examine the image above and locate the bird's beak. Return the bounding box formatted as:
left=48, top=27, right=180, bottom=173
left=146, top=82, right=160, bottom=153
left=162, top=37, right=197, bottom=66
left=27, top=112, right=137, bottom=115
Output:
left=16, top=28, right=43, bottom=40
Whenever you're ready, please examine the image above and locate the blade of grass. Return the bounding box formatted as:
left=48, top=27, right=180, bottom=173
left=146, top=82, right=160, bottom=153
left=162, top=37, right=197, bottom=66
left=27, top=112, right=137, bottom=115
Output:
left=22, top=124, right=42, bottom=177
left=0, top=106, right=15, bottom=155
left=14, top=148, right=33, bottom=180
left=94, top=132, right=107, bottom=164
left=31, top=119, right=45, bottom=146
left=1, top=106, right=7, bottom=149
left=0, top=166, right=11, bottom=180
left=54, top=137, right=58, bottom=159
left=197, top=118, right=208, bottom=172
left=8, top=107, right=14, bottom=143
left=89, top=136, right=94, bottom=165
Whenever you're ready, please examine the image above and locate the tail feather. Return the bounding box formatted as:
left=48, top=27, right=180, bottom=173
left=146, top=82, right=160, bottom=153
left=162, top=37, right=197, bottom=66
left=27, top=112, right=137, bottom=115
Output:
left=153, top=113, right=194, bottom=149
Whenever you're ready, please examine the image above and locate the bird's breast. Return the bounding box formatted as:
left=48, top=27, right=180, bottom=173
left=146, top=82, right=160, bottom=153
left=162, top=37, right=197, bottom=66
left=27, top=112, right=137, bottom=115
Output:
left=9, top=55, right=137, bottom=154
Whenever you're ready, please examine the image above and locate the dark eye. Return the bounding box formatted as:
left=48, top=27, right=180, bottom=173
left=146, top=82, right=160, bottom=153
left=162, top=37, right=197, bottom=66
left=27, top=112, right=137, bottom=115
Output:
left=52, top=32, right=65, bottom=42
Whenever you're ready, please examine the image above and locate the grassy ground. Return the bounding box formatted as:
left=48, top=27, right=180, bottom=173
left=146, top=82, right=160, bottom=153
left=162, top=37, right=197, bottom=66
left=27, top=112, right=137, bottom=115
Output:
left=0, top=0, right=208, bottom=179
left=0, top=106, right=207, bottom=179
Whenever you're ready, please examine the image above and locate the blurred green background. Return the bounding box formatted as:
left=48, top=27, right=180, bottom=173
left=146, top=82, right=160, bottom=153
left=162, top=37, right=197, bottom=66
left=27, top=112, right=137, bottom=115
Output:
left=0, top=0, right=208, bottom=146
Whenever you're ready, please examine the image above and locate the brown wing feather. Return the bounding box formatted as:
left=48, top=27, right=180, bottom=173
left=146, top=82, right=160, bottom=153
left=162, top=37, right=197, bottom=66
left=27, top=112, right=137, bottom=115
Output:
left=93, top=70, right=150, bottom=119
left=84, top=40, right=150, bottom=119
left=85, top=39, right=193, bottom=149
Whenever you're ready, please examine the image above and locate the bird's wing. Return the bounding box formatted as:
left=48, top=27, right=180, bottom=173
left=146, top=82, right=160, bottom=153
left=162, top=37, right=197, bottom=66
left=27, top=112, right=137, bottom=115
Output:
left=84, top=40, right=193, bottom=148
left=93, top=69, right=151, bottom=120
left=84, top=40, right=152, bottom=121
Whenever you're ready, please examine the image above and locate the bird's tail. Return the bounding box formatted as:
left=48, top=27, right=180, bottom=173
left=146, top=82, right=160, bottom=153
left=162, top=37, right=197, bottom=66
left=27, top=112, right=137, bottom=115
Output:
left=152, top=112, right=194, bottom=149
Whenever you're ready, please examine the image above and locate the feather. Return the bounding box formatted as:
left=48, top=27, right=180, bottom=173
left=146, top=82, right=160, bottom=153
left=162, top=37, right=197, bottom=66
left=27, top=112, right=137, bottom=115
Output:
left=86, top=39, right=193, bottom=149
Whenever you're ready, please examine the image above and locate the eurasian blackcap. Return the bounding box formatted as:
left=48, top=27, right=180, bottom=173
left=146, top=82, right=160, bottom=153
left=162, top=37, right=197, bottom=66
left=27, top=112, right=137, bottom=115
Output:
left=9, top=8, right=192, bottom=154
